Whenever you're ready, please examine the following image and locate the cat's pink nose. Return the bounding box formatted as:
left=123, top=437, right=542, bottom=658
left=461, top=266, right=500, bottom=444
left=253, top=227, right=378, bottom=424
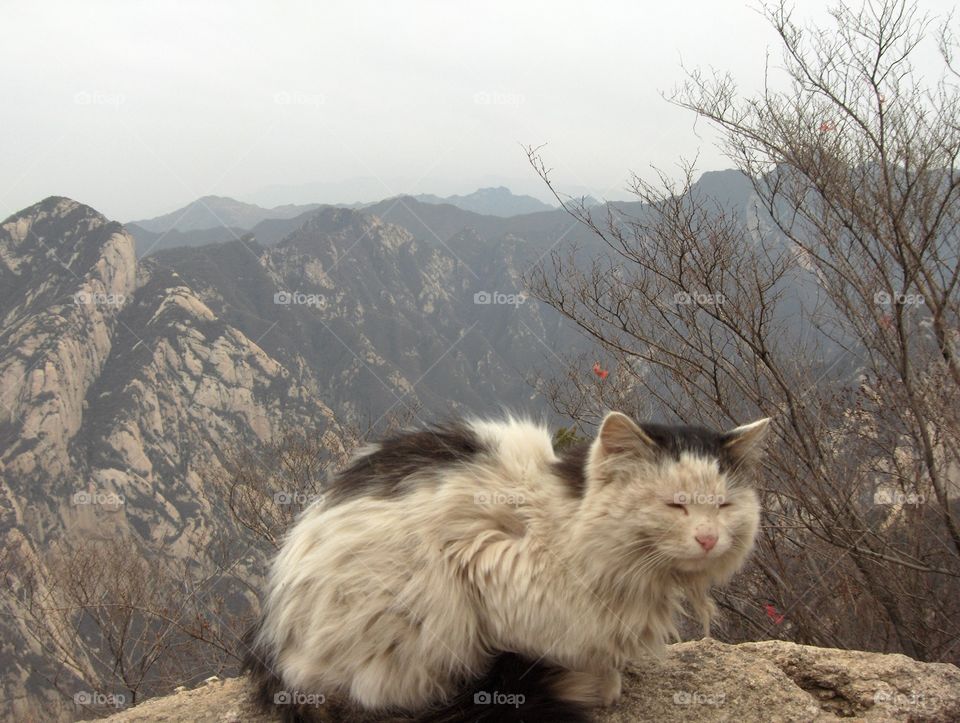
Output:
left=696, top=534, right=717, bottom=552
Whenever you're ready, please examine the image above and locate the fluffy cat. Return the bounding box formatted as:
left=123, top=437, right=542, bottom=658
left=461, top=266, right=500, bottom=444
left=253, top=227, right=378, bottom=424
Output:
left=244, top=411, right=768, bottom=722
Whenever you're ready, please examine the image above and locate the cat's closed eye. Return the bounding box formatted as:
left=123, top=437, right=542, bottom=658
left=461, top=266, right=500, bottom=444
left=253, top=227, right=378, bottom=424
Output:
left=666, top=503, right=689, bottom=515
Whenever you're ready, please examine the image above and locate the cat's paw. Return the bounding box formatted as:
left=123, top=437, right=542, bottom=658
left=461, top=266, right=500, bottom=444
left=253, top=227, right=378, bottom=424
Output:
left=598, top=668, right=622, bottom=706
left=556, top=668, right=622, bottom=707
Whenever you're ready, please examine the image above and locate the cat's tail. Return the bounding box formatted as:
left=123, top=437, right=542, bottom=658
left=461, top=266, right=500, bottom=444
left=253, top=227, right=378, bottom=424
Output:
left=417, top=652, right=592, bottom=723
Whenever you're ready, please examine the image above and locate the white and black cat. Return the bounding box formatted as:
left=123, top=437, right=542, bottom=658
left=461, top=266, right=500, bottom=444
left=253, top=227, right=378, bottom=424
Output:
left=244, top=411, right=767, bottom=722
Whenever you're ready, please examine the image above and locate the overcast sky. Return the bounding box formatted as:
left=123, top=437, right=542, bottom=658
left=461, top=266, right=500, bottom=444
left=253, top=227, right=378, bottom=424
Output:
left=2, top=0, right=956, bottom=221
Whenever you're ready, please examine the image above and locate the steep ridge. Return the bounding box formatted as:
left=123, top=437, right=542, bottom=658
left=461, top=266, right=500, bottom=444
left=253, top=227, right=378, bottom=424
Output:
left=0, top=198, right=342, bottom=719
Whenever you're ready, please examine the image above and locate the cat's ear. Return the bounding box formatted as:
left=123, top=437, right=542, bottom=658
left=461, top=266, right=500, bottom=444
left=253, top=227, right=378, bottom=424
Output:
left=722, top=418, right=771, bottom=468
left=596, top=411, right=658, bottom=459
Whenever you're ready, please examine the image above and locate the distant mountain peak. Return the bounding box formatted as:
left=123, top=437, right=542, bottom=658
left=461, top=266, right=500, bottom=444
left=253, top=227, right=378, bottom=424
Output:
left=5, top=195, right=90, bottom=223
left=304, top=205, right=368, bottom=229
left=279, top=206, right=413, bottom=257
left=35, top=194, right=82, bottom=211
left=412, top=187, right=554, bottom=217
left=2, top=197, right=121, bottom=265
left=128, top=196, right=322, bottom=235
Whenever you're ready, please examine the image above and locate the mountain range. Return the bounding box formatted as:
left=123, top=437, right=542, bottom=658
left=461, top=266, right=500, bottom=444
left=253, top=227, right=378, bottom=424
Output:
left=128, top=196, right=323, bottom=234
left=125, top=187, right=557, bottom=256
left=409, top=186, right=554, bottom=216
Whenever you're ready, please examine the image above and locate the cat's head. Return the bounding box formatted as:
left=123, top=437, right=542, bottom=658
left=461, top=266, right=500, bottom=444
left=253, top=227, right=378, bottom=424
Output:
left=581, top=411, right=767, bottom=578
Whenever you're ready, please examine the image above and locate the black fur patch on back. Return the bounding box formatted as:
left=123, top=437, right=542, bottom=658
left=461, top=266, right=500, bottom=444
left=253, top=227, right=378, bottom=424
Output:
left=551, top=442, right=590, bottom=498
left=324, top=422, right=487, bottom=507
left=640, top=422, right=734, bottom=471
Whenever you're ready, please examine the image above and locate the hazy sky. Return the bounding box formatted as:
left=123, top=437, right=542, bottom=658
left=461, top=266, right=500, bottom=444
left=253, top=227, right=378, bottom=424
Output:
left=2, top=0, right=956, bottom=221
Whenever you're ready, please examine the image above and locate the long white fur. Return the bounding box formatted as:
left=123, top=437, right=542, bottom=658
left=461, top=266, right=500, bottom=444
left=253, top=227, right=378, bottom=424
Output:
left=254, top=413, right=762, bottom=711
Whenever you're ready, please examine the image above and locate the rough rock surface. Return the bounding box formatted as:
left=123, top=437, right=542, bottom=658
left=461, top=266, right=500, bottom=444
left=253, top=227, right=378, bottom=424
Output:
left=104, top=639, right=960, bottom=722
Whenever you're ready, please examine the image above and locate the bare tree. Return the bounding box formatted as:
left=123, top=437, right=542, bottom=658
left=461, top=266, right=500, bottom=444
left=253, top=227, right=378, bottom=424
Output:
left=203, top=413, right=415, bottom=552
left=205, top=428, right=350, bottom=552
left=5, top=535, right=247, bottom=718
left=527, top=0, right=959, bottom=663
left=2, top=420, right=364, bottom=719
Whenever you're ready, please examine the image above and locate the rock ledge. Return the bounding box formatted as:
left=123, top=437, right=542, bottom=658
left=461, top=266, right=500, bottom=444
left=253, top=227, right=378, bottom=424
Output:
left=104, top=639, right=960, bottom=722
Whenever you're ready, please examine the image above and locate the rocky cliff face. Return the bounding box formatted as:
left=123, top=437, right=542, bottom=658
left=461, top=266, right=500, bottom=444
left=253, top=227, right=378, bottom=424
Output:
left=0, top=198, right=351, bottom=717
left=1, top=197, right=135, bottom=494
left=148, top=204, right=580, bottom=419
left=101, top=640, right=960, bottom=722
left=0, top=197, right=344, bottom=543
